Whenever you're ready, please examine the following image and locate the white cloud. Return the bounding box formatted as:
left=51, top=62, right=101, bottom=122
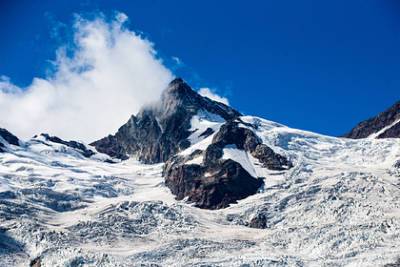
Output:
left=198, top=87, right=229, bottom=105
left=171, top=56, right=183, bottom=66
left=0, top=13, right=173, bottom=142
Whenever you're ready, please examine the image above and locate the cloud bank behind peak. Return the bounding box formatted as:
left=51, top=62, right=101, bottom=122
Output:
left=0, top=13, right=173, bottom=142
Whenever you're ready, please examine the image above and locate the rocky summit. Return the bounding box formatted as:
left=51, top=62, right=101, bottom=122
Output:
left=91, top=78, right=241, bottom=163
left=1, top=79, right=400, bottom=266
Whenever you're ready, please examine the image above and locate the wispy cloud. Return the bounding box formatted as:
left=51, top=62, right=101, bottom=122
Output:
left=198, top=87, right=229, bottom=105
left=171, top=56, right=183, bottom=67
left=0, top=13, right=173, bottom=142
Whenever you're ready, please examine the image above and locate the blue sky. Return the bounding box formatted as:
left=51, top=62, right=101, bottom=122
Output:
left=0, top=0, right=399, bottom=138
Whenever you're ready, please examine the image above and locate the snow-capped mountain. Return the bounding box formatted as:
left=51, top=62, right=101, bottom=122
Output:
left=92, top=79, right=291, bottom=210
left=1, top=79, right=400, bottom=266
left=91, top=78, right=241, bottom=163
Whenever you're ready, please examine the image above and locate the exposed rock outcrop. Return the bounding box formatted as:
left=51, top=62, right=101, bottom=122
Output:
left=0, top=128, right=20, bottom=152
left=0, top=128, right=20, bottom=146
left=164, top=158, right=264, bottom=209
left=91, top=78, right=241, bottom=163
left=344, top=101, right=400, bottom=139
left=30, top=257, right=41, bottom=267
left=394, top=160, right=400, bottom=169
left=38, top=133, right=95, bottom=158
left=377, top=121, right=400, bottom=138
left=164, top=119, right=292, bottom=209
left=210, top=120, right=292, bottom=170
left=248, top=212, right=269, bottom=229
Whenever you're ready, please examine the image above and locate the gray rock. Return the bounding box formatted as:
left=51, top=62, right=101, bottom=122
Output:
left=344, top=101, right=400, bottom=139
left=252, top=144, right=292, bottom=170
left=164, top=158, right=264, bottom=210
left=378, top=121, right=400, bottom=138
left=248, top=212, right=269, bottom=229
left=0, top=128, right=20, bottom=146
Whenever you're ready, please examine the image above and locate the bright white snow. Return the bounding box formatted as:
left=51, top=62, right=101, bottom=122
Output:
left=222, top=144, right=258, bottom=178
left=187, top=110, right=224, bottom=145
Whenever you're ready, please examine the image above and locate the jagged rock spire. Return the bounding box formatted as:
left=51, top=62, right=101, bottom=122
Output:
left=91, top=78, right=241, bottom=163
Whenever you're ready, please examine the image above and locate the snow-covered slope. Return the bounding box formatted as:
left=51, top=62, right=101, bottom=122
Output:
left=1, top=114, right=400, bottom=267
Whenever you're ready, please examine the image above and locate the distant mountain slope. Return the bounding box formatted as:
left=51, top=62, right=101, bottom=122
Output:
left=344, top=101, right=400, bottom=139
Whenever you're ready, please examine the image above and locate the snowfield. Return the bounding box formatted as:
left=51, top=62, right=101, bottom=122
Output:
left=1, top=116, right=400, bottom=267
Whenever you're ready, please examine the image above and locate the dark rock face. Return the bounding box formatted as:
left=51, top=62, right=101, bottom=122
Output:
left=164, top=158, right=264, bottom=209
left=199, top=127, right=214, bottom=139
left=212, top=120, right=261, bottom=151
left=91, top=78, right=241, bottom=164
left=0, top=128, right=19, bottom=146
left=89, top=134, right=127, bottom=160
left=164, top=120, right=292, bottom=209
left=39, top=134, right=95, bottom=158
left=30, top=257, right=41, bottom=267
left=377, top=121, right=400, bottom=138
left=344, top=101, right=400, bottom=139
left=0, top=128, right=20, bottom=152
left=252, top=144, right=292, bottom=170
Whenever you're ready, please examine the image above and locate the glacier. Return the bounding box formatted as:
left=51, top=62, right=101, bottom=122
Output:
left=1, top=114, right=400, bottom=267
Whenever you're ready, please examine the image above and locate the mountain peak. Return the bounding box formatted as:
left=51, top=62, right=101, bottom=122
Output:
left=163, top=77, right=192, bottom=97
left=168, top=77, right=185, bottom=86
left=92, top=79, right=241, bottom=163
